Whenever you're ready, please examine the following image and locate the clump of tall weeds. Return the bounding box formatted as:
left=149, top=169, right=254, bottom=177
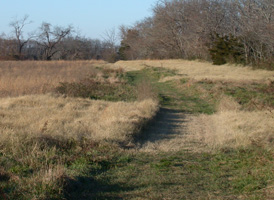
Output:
left=55, top=67, right=137, bottom=101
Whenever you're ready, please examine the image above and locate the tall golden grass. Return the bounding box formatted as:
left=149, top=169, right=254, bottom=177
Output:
left=0, top=94, right=158, bottom=198
left=187, top=96, right=274, bottom=151
left=113, top=60, right=274, bottom=151
left=0, top=94, right=158, bottom=143
left=115, top=60, right=274, bottom=83
left=0, top=60, right=106, bottom=97
left=0, top=59, right=159, bottom=198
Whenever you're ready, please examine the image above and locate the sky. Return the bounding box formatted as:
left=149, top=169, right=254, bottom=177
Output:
left=0, top=0, right=157, bottom=40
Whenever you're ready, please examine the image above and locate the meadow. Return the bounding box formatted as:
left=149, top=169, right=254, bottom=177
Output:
left=0, top=60, right=273, bottom=199
left=0, top=60, right=106, bottom=97
left=114, top=60, right=274, bottom=83
left=116, top=60, right=274, bottom=151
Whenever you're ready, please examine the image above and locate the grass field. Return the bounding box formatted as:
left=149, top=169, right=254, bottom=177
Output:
left=115, top=60, right=274, bottom=83
left=0, top=60, right=273, bottom=199
left=0, top=60, right=105, bottom=97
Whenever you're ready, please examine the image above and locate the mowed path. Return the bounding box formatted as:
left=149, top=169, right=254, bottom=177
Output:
left=135, top=107, right=195, bottom=152
left=81, top=64, right=274, bottom=200
left=120, top=68, right=213, bottom=153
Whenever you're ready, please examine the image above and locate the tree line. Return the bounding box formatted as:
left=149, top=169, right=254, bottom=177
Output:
left=0, top=15, right=118, bottom=62
left=1, top=1, right=274, bottom=70
left=119, top=0, right=274, bottom=69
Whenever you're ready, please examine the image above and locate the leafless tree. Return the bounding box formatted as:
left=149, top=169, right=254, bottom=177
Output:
left=57, top=36, right=103, bottom=60
left=118, top=0, right=274, bottom=68
left=9, top=15, right=32, bottom=59
left=101, top=28, right=119, bottom=62
left=102, top=27, right=118, bottom=49
left=37, top=22, right=73, bottom=60
left=0, top=34, right=17, bottom=60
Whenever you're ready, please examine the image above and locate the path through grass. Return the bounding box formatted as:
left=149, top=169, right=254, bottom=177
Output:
left=2, top=65, right=272, bottom=199
left=65, top=67, right=274, bottom=200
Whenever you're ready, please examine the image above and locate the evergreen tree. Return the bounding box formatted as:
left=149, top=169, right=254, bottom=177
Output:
left=209, top=34, right=245, bottom=65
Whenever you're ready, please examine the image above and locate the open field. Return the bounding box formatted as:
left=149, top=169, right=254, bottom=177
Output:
left=115, top=60, right=274, bottom=83
left=0, top=95, right=158, bottom=199
left=0, top=60, right=273, bottom=199
left=0, top=60, right=106, bottom=97
left=74, top=65, right=273, bottom=199
left=125, top=66, right=274, bottom=151
left=0, top=94, right=158, bottom=142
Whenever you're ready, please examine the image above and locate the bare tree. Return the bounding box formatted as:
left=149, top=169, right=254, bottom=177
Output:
left=37, top=22, right=73, bottom=60
left=102, top=27, right=118, bottom=49
left=232, top=0, right=274, bottom=65
left=101, top=28, right=119, bottom=62
left=120, top=18, right=156, bottom=60
left=57, top=36, right=103, bottom=60
left=119, top=0, right=274, bottom=67
left=9, top=15, right=32, bottom=59
left=0, top=34, right=17, bottom=60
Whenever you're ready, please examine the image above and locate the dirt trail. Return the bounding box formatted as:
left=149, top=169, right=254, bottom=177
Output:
left=135, top=107, right=196, bottom=152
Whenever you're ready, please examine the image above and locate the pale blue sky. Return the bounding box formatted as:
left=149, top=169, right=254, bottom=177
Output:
left=0, top=0, right=157, bottom=39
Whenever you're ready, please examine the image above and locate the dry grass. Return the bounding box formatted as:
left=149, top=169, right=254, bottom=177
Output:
left=0, top=60, right=159, bottom=199
left=1, top=59, right=272, bottom=198
left=0, top=60, right=106, bottom=97
left=136, top=79, right=157, bottom=101
left=0, top=94, right=158, bottom=143
left=187, top=96, right=274, bottom=151
left=264, top=185, right=274, bottom=199
left=115, top=60, right=274, bottom=83
left=114, top=60, right=274, bottom=151
left=0, top=94, right=158, bottom=198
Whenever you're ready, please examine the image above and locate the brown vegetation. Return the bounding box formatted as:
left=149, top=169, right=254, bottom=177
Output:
left=113, top=59, right=274, bottom=151
left=0, top=60, right=160, bottom=199
left=0, top=60, right=106, bottom=97
left=0, top=94, right=158, bottom=198
left=0, top=59, right=273, bottom=199
left=187, top=96, right=274, bottom=151
left=0, top=94, right=158, bottom=143
left=115, top=60, right=274, bottom=83
left=120, top=0, right=274, bottom=69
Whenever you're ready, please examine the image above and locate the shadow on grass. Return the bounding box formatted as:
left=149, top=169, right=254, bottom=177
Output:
left=64, top=170, right=135, bottom=200
left=135, top=107, right=188, bottom=145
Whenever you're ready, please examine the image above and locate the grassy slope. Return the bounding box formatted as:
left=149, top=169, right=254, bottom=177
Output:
left=65, top=67, right=274, bottom=200
left=1, top=63, right=273, bottom=199
left=90, top=149, right=273, bottom=200
left=0, top=96, right=158, bottom=200
left=0, top=60, right=106, bottom=97
left=125, top=67, right=215, bottom=114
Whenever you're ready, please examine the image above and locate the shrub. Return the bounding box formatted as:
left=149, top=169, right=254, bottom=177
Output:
left=209, top=34, right=245, bottom=65
left=55, top=68, right=137, bottom=101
